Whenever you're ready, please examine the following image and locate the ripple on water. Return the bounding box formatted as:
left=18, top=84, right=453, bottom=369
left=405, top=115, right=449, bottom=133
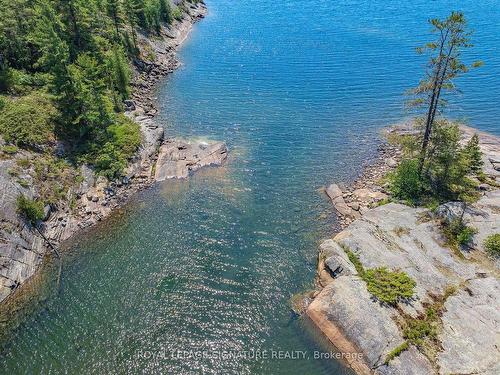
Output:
left=1, top=0, right=500, bottom=374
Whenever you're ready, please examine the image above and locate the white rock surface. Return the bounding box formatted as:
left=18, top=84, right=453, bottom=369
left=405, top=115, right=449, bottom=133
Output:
left=154, top=138, right=227, bottom=181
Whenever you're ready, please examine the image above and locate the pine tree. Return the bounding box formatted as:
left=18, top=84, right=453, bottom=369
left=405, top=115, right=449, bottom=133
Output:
left=106, top=0, right=124, bottom=37
left=407, top=12, right=482, bottom=175
left=463, top=133, right=483, bottom=174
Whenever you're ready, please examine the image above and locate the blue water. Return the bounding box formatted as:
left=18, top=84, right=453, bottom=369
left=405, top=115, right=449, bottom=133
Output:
left=1, top=0, right=499, bottom=374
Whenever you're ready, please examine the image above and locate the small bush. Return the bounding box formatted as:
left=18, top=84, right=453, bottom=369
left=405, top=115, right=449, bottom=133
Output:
left=457, top=226, right=477, bottom=246
left=107, top=115, right=142, bottom=157
left=16, top=195, right=44, bottom=224
left=1, top=145, right=18, bottom=155
left=364, top=267, right=416, bottom=305
left=91, top=115, right=141, bottom=179
left=443, top=218, right=477, bottom=248
left=403, top=318, right=435, bottom=346
left=0, top=92, right=58, bottom=148
left=484, top=234, right=500, bottom=256
left=345, top=249, right=416, bottom=305
left=16, top=158, right=30, bottom=168
left=389, top=159, right=423, bottom=202
left=172, top=6, right=183, bottom=20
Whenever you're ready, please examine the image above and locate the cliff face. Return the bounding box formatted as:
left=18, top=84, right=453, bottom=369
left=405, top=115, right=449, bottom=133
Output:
left=308, top=129, right=500, bottom=374
left=0, top=1, right=216, bottom=304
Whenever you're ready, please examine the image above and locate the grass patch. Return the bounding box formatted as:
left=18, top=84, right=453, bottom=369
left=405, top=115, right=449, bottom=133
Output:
left=1, top=145, right=18, bottom=155
left=345, top=248, right=364, bottom=275
left=477, top=172, right=500, bottom=188
left=373, top=197, right=391, bottom=208
left=32, top=155, right=79, bottom=205
left=399, top=286, right=456, bottom=363
left=384, top=341, right=409, bottom=364
left=484, top=234, right=500, bottom=257
left=16, top=179, right=30, bottom=188
left=16, top=158, right=30, bottom=168
left=16, top=195, right=44, bottom=225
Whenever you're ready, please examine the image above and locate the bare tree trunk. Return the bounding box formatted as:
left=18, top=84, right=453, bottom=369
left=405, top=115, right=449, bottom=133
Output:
left=418, top=29, right=450, bottom=176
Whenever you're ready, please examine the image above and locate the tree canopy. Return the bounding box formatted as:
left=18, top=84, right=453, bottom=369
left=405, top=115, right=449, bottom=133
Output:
left=0, top=0, right=184, bottom=177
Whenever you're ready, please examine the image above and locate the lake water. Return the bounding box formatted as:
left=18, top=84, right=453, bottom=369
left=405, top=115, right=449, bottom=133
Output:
left=1, top=0, right=499, bottom=374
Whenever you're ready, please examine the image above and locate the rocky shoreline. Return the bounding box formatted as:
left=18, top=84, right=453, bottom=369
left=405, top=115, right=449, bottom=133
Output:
left=0, top=1, right=227, bottom=305
left=305, top=126, right=500, bottom=374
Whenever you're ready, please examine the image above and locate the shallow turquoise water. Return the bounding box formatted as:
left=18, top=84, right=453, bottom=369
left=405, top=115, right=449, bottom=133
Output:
left=1, top=0, right=499, bottom=374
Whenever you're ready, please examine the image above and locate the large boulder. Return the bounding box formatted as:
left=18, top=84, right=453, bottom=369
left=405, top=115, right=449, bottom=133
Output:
left=320, top=239, right=357, bottom=277
left=307, top=277, right=407, bottom=372
left=326, top=184, right=356, bottom=218
left=154, top=139, right=227, bottom=181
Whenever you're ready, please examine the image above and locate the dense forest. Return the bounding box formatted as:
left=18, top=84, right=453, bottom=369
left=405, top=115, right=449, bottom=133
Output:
left=0, top=0, right=194, bottom=179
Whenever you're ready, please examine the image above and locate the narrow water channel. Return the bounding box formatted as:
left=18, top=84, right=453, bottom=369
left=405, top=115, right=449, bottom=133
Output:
left=1, top=0, right=499, bottom=374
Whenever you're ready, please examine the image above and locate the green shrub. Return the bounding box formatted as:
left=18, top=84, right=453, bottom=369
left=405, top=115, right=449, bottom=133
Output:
left=484, top=234, right=500, bottom=256
left=172, top=6, right=183, bottom=20
left=389, top=159, right=423, bottom=202
left=345, top=249, right=365, bottom=275
left=443, top=218, right=477, bottom=249
left=1, top=145, right=18, bottom=155
left=91, top=115, right=141, bottom=178
left=16, top=158, right=30, bottom=168
left=364, top=267, right=416, bottom=305
left=457, top=226, right=477, bottom=246
left=0, top=67, right=50, bottom=94
left=16, top=195, right=44, bottom=224
left=94, top=143, right=128, bottom=179
left=17, top=179, right=30, bottom=188
left=345, top=249, right=416, bottom=305
left=387, top=120, right=483, bottom=205
left=403, top=318, right=435, bottom=346
left=0, top=92, right=58, bottom=148
left=107, top=115, right=142, bottom=157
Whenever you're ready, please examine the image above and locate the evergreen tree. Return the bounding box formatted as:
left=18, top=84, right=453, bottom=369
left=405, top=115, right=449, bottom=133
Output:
left=0, top=0, right=186, bottom=176
left=407, top=12, right=482, bottom=175
left=463, top=133, right=483, bottom=174
left=106, top=0, right=124, bottom=37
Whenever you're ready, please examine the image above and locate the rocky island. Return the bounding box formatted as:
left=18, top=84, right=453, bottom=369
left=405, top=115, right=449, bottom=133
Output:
left=306, top=126, right=500, bottom=374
